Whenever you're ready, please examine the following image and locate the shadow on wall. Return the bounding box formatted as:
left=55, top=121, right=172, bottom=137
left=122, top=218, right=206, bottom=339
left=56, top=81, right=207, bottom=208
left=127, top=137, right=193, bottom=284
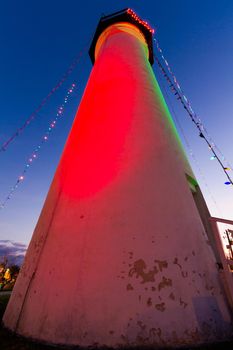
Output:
left=192, top=296, right=229, bottom=341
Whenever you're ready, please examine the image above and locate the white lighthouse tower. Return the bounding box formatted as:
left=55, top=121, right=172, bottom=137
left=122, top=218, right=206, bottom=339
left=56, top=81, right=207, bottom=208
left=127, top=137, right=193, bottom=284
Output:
left=3, top=9, right=232, bottom=347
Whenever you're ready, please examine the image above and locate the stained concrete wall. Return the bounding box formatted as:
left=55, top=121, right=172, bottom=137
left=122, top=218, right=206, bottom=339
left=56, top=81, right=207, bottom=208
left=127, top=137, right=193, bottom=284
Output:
left=3, top=22, right=232, bottom=347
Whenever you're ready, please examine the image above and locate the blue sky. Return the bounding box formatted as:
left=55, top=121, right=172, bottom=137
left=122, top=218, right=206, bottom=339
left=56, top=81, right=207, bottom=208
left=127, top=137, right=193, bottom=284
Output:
left=0, top=0, right=233, bottom=247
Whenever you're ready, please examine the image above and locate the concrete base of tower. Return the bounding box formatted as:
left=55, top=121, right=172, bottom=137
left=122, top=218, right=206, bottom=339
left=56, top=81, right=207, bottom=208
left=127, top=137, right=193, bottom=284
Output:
left=3, top=245, right=233, bottom=348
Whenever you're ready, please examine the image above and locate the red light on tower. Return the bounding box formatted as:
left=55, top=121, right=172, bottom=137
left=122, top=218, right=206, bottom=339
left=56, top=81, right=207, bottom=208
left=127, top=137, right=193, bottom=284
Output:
left=3, top=8, right=232, bottom=348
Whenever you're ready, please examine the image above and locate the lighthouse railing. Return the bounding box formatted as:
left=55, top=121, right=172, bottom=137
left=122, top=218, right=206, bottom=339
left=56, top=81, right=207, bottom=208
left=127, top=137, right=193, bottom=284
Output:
left=209, top=216, right=233, bottom=310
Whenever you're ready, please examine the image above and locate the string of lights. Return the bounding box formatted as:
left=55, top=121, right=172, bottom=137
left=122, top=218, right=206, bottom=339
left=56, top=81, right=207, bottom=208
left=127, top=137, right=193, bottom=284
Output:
left=0, top=84, right=76, bottom=210
left=157, top=73, right=223, bottom=215
left=153, top=38, right=233, bottom=186
left=126, top=8, right=154, bottom=34
left=0, top=46, right=87, bottom=153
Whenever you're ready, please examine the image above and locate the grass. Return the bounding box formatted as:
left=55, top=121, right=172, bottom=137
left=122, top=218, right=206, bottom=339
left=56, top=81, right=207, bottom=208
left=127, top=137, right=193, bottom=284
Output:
left=0, top=293, right=233, bottom=350
left=0, top=294, right=10, bottom=320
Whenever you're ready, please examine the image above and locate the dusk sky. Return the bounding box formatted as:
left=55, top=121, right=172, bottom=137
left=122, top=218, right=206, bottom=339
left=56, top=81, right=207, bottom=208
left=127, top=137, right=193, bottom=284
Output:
left=0, top=0, right=233, bottom=249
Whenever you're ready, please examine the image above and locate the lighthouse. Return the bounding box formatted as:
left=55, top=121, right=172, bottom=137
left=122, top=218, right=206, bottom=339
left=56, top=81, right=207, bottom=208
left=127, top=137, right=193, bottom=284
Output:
left=3, top=9, right=232, bottom=347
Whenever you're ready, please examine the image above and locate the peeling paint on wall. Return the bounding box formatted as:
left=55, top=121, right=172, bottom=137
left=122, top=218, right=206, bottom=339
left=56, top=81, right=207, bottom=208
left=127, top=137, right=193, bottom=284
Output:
left=155, top=302, right=166, bottom=312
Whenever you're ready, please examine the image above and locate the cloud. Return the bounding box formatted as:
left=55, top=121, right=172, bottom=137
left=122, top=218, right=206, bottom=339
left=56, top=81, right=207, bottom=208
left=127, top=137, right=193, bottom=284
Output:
left=0, top=240, right=27, bottom=266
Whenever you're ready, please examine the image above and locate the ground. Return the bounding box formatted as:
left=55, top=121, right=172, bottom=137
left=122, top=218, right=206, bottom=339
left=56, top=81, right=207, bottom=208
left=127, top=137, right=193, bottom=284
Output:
left=0, top=293, right=233, bottom=350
